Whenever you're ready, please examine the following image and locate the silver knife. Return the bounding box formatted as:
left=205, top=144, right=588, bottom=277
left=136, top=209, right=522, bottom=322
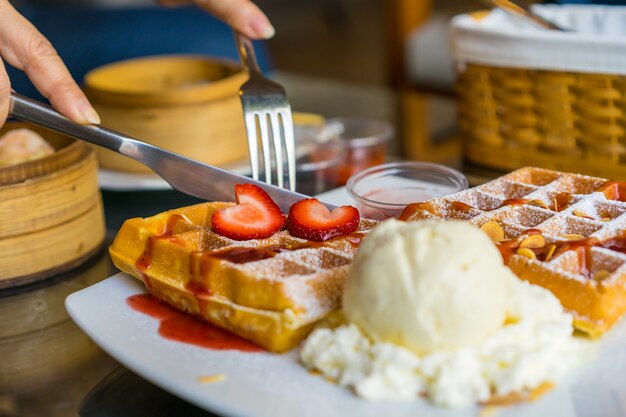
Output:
left=8, top=92, right=327, bottom=213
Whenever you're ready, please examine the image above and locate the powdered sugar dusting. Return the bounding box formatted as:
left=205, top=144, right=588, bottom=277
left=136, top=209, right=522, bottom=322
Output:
left=479, top=179, right=538, bottom=199
left=404, top=168, right=626, bottom=288
left=444, top=190, right=504, bottom=211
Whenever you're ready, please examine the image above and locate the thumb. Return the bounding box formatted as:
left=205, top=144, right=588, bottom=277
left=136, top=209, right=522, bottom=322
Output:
left=0, top=58, right=10, bottom=129
left=195, top=0, right=275, bottom=39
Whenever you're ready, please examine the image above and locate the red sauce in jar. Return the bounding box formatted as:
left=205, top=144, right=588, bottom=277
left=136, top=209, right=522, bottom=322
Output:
left=337, top=144, right=386, bottom=185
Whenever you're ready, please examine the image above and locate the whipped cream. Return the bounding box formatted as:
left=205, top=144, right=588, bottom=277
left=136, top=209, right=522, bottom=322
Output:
left=300, top=278, right=590, bottom=408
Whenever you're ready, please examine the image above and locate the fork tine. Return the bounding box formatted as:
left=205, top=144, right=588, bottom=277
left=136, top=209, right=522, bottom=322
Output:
left=257, top=113, right=272, bottom=185
left=269, top=112, right=284, bottom=189
left=244, top=112, right=259, bottom=181
left=234, top=31, right=296, bottom=190
left=280, top=108, right=296, bottom=192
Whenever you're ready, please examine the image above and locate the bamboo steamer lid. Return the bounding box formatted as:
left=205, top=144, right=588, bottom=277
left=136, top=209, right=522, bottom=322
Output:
left=84, top=55, right=249, bottom=173
left=0, top=123, right=106, bottom=288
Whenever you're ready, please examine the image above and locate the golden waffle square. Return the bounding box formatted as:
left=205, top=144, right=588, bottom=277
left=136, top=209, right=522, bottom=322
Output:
left=401, top=167, right=626, bottom=337
left=110, top=202, right=376, bottom=352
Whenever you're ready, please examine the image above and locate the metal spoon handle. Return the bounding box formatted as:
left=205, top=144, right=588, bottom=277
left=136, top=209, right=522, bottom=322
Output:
left=481, top=0, right=569, bottom=32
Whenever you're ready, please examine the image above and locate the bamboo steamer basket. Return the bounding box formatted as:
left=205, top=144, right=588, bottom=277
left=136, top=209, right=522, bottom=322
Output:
left=452, top=6, right=626, bottom=179
left=84, top=55, right=249, bottom=173
left=0, top=123, right=106, bottom=288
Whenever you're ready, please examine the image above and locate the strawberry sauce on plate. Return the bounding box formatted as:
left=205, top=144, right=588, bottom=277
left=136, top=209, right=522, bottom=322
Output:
left=127, top=294, right=263, bottom=352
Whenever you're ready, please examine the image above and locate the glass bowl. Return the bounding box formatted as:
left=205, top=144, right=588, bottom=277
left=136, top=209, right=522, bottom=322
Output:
left=346, top=162, right=468, bottom=220
left=289, top=141, right=345, bottom=196
left=315, top=117, right=394, bottom=185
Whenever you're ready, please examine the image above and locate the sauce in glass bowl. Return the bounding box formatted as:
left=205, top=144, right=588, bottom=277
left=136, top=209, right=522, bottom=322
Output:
left=347, top=162, right=468, bottom=220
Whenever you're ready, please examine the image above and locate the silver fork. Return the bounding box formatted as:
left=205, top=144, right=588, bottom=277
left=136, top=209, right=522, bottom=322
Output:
left=234, top=31, right=296, bottom=192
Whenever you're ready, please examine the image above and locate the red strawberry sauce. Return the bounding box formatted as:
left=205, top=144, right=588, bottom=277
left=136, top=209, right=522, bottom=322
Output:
left=126, top=294, right=264, bottom=352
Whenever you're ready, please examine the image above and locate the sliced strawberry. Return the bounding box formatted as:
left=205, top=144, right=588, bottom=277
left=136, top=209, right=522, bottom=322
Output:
left=212, top=184, right=286, bottom=240
left=288, top=198, right=360, bottom=242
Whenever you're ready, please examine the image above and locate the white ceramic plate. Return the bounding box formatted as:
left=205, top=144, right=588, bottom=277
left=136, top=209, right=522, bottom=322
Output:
left=66, top=190, right=626, bottom=417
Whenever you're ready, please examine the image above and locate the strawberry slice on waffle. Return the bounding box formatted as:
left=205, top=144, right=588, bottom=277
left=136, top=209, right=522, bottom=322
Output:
left=288, top=198, right=360, bottom=242
left=212, top=184, right=286, bottom=240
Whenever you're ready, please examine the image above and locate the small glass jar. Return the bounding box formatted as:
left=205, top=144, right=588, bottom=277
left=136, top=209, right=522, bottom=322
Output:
left=291, top=141, right=345, bottom=196
left=315, top=117, right=393, bottom=185
left=347, top=162, right=468, bottom=220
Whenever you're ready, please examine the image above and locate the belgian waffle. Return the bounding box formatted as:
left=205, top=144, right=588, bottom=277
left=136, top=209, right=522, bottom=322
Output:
left=401, top=167, right=626, bottom=337
left=110, top=202, right=376, bottom=352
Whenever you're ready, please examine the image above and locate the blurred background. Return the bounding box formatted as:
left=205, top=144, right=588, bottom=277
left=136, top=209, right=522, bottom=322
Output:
left=6, top=0, right=624, bottom=182
left=6, top=0, right=477, bottom=168
left=4, top=1, right=626, bottom=417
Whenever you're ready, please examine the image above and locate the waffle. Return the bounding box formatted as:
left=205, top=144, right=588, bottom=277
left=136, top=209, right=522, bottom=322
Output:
left=110, top=202, right=376, bottom=352
left=401, top=167, right=626, bottom=337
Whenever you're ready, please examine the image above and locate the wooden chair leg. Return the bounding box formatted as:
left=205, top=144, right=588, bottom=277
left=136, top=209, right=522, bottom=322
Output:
left=400, top=89, right=462, bottom=166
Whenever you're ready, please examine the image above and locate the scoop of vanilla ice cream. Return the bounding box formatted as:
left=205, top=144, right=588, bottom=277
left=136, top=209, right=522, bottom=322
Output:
left=343, top=219, right=514, bottom=355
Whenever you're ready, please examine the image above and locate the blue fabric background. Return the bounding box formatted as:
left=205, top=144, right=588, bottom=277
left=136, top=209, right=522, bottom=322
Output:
left=7, top=5, right=271, bottom=101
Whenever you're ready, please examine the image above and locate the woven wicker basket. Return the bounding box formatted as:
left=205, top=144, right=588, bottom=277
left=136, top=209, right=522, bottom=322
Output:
left=452, top=6, right=626, bottom=178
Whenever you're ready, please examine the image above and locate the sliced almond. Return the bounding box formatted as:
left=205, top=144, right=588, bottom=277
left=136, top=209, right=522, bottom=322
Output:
left=481, top=221, right=505, bottom=242
left=553, top=197, right=559, bottom=212
left=197, top=374, right=226, bottom=384
left=593, top=270, right=611, bottom=281
left=483, top=392, right=525, bottom=406
left=602, top=217, right=611, bottom=222
left=529, top=381, right=555, bottom=402
left=544, top=244, right=557, bottom=262
left=562, top=233, right=585, bottom=241
left=530, top=199, right=550, bottom=210
left=572, top=209, right=594, bottom=220
left=519, top=234, right=546, bottom=249
left=517, top=247, right=537, bottom=259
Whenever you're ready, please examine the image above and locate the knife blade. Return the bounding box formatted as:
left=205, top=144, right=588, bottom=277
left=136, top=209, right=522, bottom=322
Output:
left=9, top=92, right=333, bottom=213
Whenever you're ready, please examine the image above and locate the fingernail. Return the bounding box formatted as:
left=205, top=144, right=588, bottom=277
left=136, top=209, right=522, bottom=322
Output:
left=79, top=99, right=101, bottom=125
left=250, top=17, right=275, bottom=39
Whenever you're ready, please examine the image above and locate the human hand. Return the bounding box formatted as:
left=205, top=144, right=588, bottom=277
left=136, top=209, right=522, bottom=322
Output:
left=0, top=0, right=100, bottom=129
left=158, top=0, right=275, bottom=39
